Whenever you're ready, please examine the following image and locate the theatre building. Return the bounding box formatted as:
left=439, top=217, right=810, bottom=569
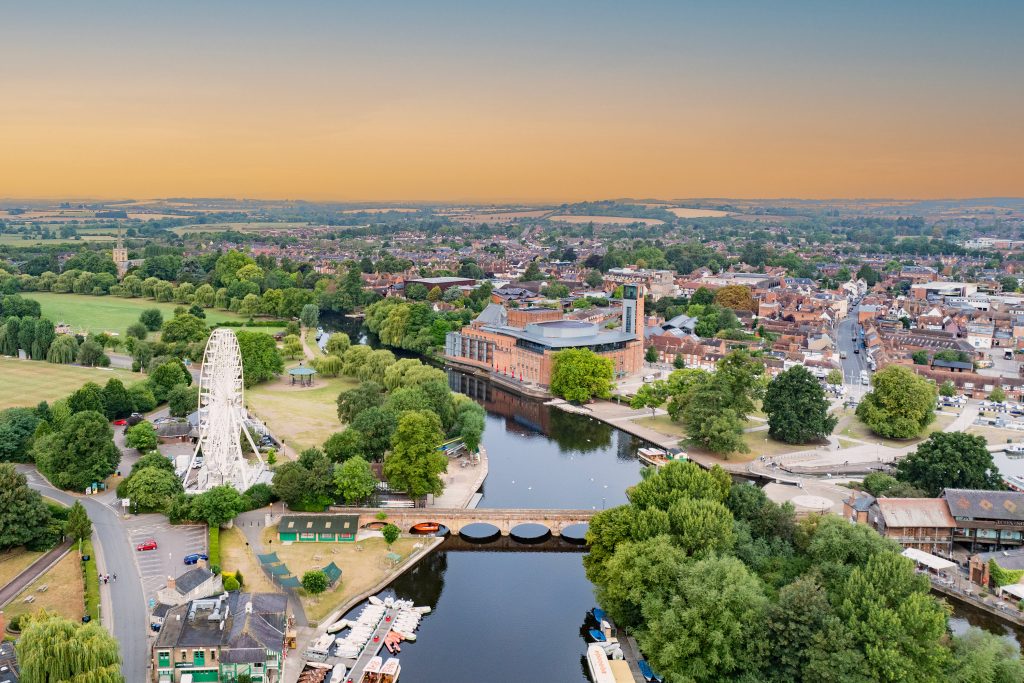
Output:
left=944, top=488, right=1024, bottom=551
left=445, top=285, right=645, bottom=390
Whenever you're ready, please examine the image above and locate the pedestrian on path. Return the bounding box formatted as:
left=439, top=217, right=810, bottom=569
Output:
left=112, top=573, right=117, bottom=581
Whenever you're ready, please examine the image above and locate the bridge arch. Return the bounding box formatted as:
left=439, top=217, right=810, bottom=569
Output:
left=509, top=523, right=553, bottom=542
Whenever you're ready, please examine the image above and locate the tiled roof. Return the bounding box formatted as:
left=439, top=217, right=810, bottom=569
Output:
left=876, top=498, right=956, bottom=528
left=943, top=489, right=1024, bottom=522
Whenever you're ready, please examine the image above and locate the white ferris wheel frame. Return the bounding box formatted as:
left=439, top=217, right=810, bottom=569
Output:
left=185, top=328, right=266, bottom=492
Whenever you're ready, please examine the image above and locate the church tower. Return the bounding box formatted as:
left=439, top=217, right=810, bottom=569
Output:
left=113, top=227, right=128, bottom=277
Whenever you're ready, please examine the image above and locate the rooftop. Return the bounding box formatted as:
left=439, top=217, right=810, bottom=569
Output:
left=875, top=497, right=956, bottom=528
left=943, top=489, right=1024, bottom=522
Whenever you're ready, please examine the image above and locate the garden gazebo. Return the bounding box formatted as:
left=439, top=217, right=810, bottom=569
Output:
left=287, top=366, right=317, bottom=387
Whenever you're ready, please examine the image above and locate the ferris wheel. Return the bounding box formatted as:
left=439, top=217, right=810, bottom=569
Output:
left=185, top=328, right=266, bottom=492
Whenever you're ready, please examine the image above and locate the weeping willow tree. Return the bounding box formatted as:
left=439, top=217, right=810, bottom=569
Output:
left=47, top=334, right=79, bottom=364
left=16, top=611, right=124, bottom=683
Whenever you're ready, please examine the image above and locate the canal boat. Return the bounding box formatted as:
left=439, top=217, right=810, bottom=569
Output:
left=1005, top=443, right=1024, bottom=457
left=586, top=644, right=617, bottom=683
left=637, top=447, right=687, bottom=468
left=411, top=522, right=441, bottom=534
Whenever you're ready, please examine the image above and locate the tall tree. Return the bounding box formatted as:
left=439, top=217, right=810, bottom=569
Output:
left=550, top=348, right=614, bottom=402
left=896, top=431, right=1004, bottom=496
left=65, top=500, right=93, bottom=542
left=334, top=457, right=378, bottom=505
left=763, top=365, right=838, bottom=444
left=383, top=410, right=446, bottom=498
left=33, top=410, right=121, bottom=490
left=0, top=463, right=52, bottom=551
left=235, top=331, right=284, bottom=387
left=856, top=365, right=936, bottom=438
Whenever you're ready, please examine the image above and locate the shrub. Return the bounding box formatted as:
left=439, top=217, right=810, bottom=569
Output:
left=224, top=576, right=240, bottom=591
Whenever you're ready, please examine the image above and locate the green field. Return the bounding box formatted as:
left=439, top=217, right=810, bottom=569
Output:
left=22, top=292, right=256, bottom=336
left=0, top=356, right=140, bottom=411
left=0, top=234, right=116, bottom=245
left=247, top=367, right=359, bottom=453
left=171, top=221, right=311, bottom=235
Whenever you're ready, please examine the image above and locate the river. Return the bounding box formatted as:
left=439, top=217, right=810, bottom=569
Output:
left=318, top=319, right=1023, bottom=680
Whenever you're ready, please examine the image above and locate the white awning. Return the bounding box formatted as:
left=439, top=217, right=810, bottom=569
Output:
left=901, top=547, right=956, bottom=571
left=1000, top=583, right=1024, bottom=600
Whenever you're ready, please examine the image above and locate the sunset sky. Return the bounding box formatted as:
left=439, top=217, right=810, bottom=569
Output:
left=2, top=1, right=1022, bottom=202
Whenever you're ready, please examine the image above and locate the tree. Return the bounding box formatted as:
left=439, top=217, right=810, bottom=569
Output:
left=129, top=384, right=157, bottom=413
left=190, top=485, right=249, bottom=526
left=763, top=365, right=838, bottom=444
left=334, top=457, right=377, bottom=505
left=667, top=497, right=736, bottom=558
left=989, top=386, right=1006, bottom=403
left=323, top=430, right=365, bottom=462
left=161, top=313, right=208, bottom=343
left=101, top=379, right=133, bottom=420
left=826, top=369, right=843, bottom=385
left=46, top=334, right=78, bottom=364
left=427, top=285, right=442, bottom=302
left=856, top=264, right=881, bottom=286
left=0, top=463, right=52, bottom=551
left=325, top=333, right=351, bottom=356
left=65, top=500, right=92, bottom=542
left=405, top=282, right=428, bottom=300
left=519, top=261, right=544, bottom=281
left=383, top=410, right=446, bottom=498
left=126, top=321, right=148, bottom=340
left=948, top=627, right=1024, bottom=683
left=118, top=466, right=183, bottom=511
left=313, top=354, right=342, bottom=377
left=856, top=365, right=936, bottom=439
left=585, top=269, right=604, bottom=288
left=690, top=287, right=715, bottom=306
left=714, top=285, right=756, bottom=311
left=282, top=334, right=303, bottom=359
left=300, top=303, right=319, bottom=329
left=236, top=331, right=284, bottom=387
left=33, top=410, right=121, bottom=491
left=673, top=354, right=686, bottom=369
left=76, top=339, right=109, bottom=367
left=337, top=381, right=386, bottom=423
left=630, top=381, right=668, bottom=416
left=149, top=359, right=190, bottom=402
left=301, top=569, right=329, bottom=595
left=271, top=461, right=313, bottom=508
left=832, top=552, right=951, bottom=682
left=911, top=350, right=930, bottom=365
left=939, top=380, right=957, bottom=398
left=67, top=382, right=106, bottom=415
left=896, top=431, right=1004, bottom=496
left=641, top=555, right=767, bottom=683
left=139, top=308, right=164, bottom=331
left=645, top=346, right=658, bottom=363
left=167, top=383, right=199, bottom=417
left=125, top=422, right=158, bottom=451
left=350, top=407, right=398, bottom=460
left=382, top=523, right=400, bottom=549
left=0, top=407, right=41, bottom=462
left=758, top=575, right=835, bottom=683
left=550, top=348, right=614, bottom=402
left=16, top=612, right=124, bottom=683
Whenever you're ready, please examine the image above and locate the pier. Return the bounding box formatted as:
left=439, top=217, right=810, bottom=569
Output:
left=345, top=606, right=398, bottom=682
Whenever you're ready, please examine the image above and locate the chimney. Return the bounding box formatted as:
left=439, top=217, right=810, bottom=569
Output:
left=167, top=575, right=176, bottom=591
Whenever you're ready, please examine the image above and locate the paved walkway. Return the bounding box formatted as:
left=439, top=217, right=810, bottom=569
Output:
left=0, top=540, right=72, bottom=608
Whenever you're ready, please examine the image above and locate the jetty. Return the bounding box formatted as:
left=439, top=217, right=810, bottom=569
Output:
left=344, top=606, right=397, bottom=682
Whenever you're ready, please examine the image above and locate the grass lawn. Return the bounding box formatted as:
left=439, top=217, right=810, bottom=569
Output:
left=22, top=292, right=262, bottom=336
left=247, top=372, right=360, bottom=452
left=634, top=414, right=686, bottom=439
left=0, top=357, right=140, bottom=410
left=741, top=430, right=818, bottom=457
left=220, top=527, right=276, bottom=593
left=838, top=411, right=955, bottom=447
left=3, top=549, right=86, bottom=623
left=262, top=527, right=422, bottom=625
left=0, top=547, right=44, bottom=588
left=966, top=425, right=1024, bottom=445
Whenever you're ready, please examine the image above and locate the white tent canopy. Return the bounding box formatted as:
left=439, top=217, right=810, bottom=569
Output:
left=999, top=583, right=1024, bottom=600
left=901, top=547, right=956, bottom=571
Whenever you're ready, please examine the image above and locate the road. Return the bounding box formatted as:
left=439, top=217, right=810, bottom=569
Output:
left=835, top=308, right=869, bottom=384
left=19, top=466, right=149, bottom=682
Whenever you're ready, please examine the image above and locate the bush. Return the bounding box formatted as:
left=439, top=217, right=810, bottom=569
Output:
left=301, top=569, right=329, bottom=595
left=125, top=422, right=159, bottom=451
left=242, top=482, right=277, bottom=509
left=208, top=526, right=221, bottom=567
left=223, top=576, right=240, bottom=591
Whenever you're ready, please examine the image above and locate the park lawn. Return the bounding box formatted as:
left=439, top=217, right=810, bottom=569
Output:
left=3, top=549, right=86, bottom=623
left=966, top=425, right=1024, bottom=446
left=0, top=547, right=44, bottom=588
left=741, top=430, right=817, bottom=457
left=247, top=372, right=360, bottom=453
left=305, top=329, right=324, bottom=358
left=634, top=414, right=686, bottom=439
left=839, top=411, right=955, bottom=447
left=22, top=292, right=257, bottom=336
left=0, top=357, right=139, bottom=411
left=261, top=527, right=422, bottom=626
left=220, top=527, right=276, bottom=593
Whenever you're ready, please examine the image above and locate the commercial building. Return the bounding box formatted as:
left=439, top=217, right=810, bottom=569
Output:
left=152, top=592, right=287, bottom=682
left=445, top=285, right=645, bottom=390
left=277, top=514, right=359, bottom=543
left=945, top=488, right=1024, bottom=551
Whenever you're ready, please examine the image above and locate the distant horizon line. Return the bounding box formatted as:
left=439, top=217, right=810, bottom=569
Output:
left=2, top=195, right=1024, bottom=206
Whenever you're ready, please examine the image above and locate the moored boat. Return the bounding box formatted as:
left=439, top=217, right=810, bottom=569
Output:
left=380, top=657, right=401, bottom=683
left=586, top=644, right=617, bottom=683
left=411, top=522, right=441, bottom=534
left=588, top=628, right=607, bottom=642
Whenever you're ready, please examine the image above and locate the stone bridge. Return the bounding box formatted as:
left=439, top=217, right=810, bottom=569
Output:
left=334, top=507, right=597, bottom=537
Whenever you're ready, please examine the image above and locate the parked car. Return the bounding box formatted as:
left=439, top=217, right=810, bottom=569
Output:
left=136, top=539, right=158, bottom=551
left=183, top=553, right=209, bottom=565
left=112, top=418, right=127, bottom=426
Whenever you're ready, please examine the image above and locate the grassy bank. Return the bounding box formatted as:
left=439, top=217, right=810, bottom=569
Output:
left=0, top=357, right=139, bottom=411
left=81, top=539, right=100, bottom=621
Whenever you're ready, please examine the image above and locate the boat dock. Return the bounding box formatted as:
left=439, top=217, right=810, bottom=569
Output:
left=344, top=607, right=396, bottom=682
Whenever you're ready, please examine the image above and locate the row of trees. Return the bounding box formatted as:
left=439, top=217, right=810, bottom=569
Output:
left=584, top=460, right=1024, bottom=682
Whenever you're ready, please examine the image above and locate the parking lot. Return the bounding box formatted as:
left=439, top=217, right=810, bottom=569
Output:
left=125, top=516, right=208, bottom=601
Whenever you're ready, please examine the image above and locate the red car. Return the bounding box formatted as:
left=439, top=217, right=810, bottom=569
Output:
left=112, top=418, right=127, bottom=426
left=136, top=539, right=158, bottom=551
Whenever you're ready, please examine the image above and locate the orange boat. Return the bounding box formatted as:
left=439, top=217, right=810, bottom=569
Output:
left=411, top=522, right=440, bottom=534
